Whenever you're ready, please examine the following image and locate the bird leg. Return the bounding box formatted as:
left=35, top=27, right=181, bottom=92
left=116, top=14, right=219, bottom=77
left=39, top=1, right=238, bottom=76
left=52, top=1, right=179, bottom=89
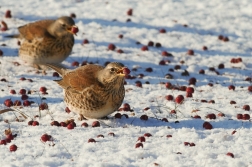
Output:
left=78, top=114, right=87, bottom=121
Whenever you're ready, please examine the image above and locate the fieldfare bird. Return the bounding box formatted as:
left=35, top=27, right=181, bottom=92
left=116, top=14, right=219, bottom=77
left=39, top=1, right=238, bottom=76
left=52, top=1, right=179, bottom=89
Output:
left=8, top=16, right=78, bottom=69
left=45, top=62, right=130, bottom=119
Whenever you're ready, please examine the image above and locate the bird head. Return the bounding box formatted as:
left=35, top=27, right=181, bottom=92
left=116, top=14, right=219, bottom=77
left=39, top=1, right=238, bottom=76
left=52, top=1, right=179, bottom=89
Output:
left=98, top=62, right=129, bottom=85
left=50, top=16, right=79, bottom=37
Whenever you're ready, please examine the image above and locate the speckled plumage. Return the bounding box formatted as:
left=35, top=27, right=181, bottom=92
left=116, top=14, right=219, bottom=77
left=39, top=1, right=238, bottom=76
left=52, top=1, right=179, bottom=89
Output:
left=45, top=62, right=126, bottom=119
left=15, top=16, right=77, bottom=69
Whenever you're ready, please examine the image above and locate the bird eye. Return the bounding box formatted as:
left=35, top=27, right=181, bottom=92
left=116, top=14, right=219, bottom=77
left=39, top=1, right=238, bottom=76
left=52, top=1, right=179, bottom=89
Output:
left=110, top=68, right=116, bottom=72
left=61, top=24, right=66, bottom=27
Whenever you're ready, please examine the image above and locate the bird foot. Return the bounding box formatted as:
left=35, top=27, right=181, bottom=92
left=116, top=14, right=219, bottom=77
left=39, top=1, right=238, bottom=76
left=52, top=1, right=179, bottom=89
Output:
left=78, top=114, right=87, bottom=121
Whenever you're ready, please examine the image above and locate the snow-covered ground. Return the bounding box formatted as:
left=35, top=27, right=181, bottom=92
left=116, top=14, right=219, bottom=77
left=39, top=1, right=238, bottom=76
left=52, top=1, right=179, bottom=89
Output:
left=0, top=0, right=252, bottom=166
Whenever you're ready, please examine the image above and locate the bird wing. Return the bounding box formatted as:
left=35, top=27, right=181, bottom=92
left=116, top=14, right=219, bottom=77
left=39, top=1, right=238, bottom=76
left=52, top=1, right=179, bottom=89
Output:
left=18, top=19, right=54, bottom=41
left=56, top=65, right=104, bottom=93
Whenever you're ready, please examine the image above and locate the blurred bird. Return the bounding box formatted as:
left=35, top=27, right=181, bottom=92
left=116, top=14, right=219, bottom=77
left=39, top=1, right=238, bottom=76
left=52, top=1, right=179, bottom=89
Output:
left=45, top=62, right=129, bottom=119
left=7, top=16, right=78, bottom=69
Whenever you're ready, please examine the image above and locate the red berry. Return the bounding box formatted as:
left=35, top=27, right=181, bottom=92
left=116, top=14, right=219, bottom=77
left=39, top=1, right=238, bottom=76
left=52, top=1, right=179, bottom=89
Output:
left=19, top=89, right=26, bottom=95
left=88, top=138, right=96, bottom=143
left=202, top=46, right=208, bottom=50
left=161, top=51, right=173, bottom=57
left=65, top=107, right=71, bottom=113
left=147, top=41, right=154, bottom=47
left=186, top=87, right=194, bottom=94
left=97, top=134, right=104, bottom=138
left=23, top=100, right=31, bottom=106
left=123, top=103, right=131, bottom=111
left=108, top=132, right=115, bottom=137
left=189, top=77, right=197, bottom=85
left=155, top=42, right=162, bottom=48
left=206, top=113, right=216, bottom=120
left=135, top=143, right=143, bottom=148
left=6, top=134, right=14, bottom=141
left=186, top=92, right=193, bottom=98
left=4, top=99, right=13, bottom=107
left=39, top=103, right=48, bottom=110
left=217, top=112, right=225, bottom=117
left=237, top=114, right=243, bottom=120
left=230, top=101, right=236, bottom=104
left=187, top=49, right=194, bottom=55
left=117, top=49, right=124, bottom=54
left=243, top=105, right=250, bottom=111
left=159, top=60, right=166, bottom=65
left=60, top=122, right=67, bottom=127
left=92, top=121, right=100, bottom=127
left=232, top=130, right=237, bottom=135
left=137, top=136, right=146, bottom=142
left=71, top=26, right=78, bottom=34
left=41, top=134, right=51, bottom=142
left=140, top=115, right=148, bottom=121
left=118, top=34, right=123, bottom=39
left=193, top=115, right=201, bottom=119
left=67, top=123, right=75, bottom=129
left=135, top=81, right=142, bottom=88
left=123, top=68, right=131, bottom=75
left=32, top=121, right=39, bottom=126
left=71, top=61, right=79, bottom=67
left=108, top=43, right=116, bottom=51
left=228, top=85, right=235, bottom=90
left=161, top=118, right=168, bottom=122
left=127, top=8, right=133, bottom=16
left=243, top=114, right=250, bottom=120
left=40, top=87, right=47, bottom=93
left=199, top=69, right=205, bottom=74
left=144, top=133, right=152, bottom=137
left=145, top=67, right=153, bottom=72
left=9, top=144, right=17, bottom=152
left=51, top=121, right=60, bottom=126
left=170, top=110, right=176, bottom=114
left=70, top=13, right=76, bottom=18
left=81, top=122, right=88, bottom=127
left=159, top=29, right=166, bottom=33
left=218, top=35, right=224, bottom=40
left=166, top=135, right=172, bottom=138
left=10, top=89, right=16, bottom=94
left=223, top=37, right=229, bottom=42
left=0, top=139, right=6, bottom=145
left=19, top=77, right=26, bottom=81
left=226, top=152, right=234, bottom=158
left=114, top=113, right=122, bottom=119
left=28, top=120, right=34, bottom=126
left=203, top=121, right=213, bottom=130
left=165, top=95, right=173, bottom=101
left=141, top=46, right=149, bottom=51
left=5, top=10, right=12, bottom=18
left=165, top=82, right=172, bottom=89
left=175, top=95, right=184, bottom=104
left=184, top=142, right=190, bottom=146
left=190, top=143, right=196, bottom=147
left=248, top=86, right=252, bottom=92
left=21, top=94, right=29, bottom=100
left=218, top=63, right=225, bottom=69
left=82, top=39, right=89, bottom=44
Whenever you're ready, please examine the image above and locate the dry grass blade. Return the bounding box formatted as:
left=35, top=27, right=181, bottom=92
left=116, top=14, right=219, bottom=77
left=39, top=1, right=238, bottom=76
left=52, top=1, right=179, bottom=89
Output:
left=0, top=108, right=28, bottom=119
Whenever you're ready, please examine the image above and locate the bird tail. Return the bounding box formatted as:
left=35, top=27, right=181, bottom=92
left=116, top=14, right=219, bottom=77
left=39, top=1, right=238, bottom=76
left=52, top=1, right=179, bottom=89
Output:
left=5, top=34, right=20, bottom=38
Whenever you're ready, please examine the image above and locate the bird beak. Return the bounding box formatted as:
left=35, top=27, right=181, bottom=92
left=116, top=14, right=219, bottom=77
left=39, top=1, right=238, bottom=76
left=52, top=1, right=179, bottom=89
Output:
left=116, top=68, right=125, bottom=76
left=67, top=25, right=79, bottom=36
left=116, top=67, right=130, bottom=76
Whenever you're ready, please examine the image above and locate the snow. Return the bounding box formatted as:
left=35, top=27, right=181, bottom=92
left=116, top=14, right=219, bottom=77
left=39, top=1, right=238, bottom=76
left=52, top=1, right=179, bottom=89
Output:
left=0, top=0, right=252, bottom=166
